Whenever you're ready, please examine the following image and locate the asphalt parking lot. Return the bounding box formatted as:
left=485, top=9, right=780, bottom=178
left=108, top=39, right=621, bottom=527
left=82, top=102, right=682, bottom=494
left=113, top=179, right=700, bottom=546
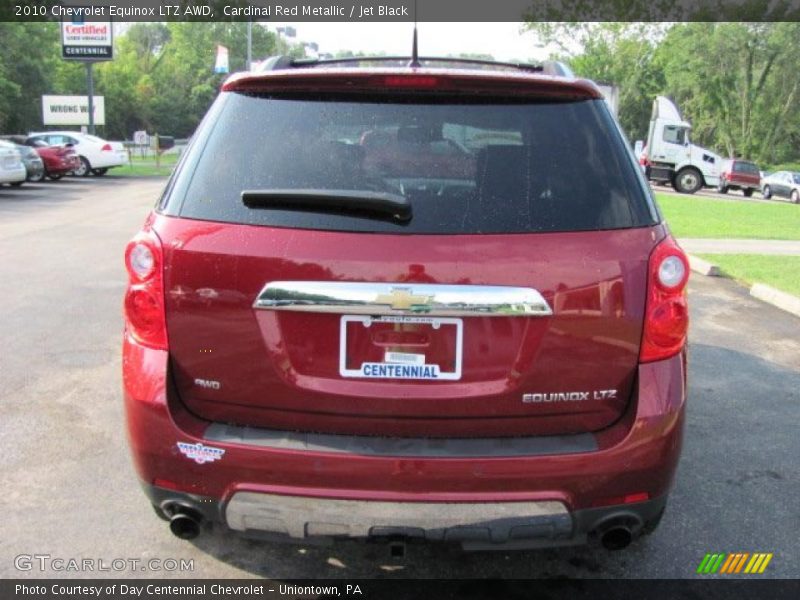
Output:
left=1, top=177, right=798, bottom=580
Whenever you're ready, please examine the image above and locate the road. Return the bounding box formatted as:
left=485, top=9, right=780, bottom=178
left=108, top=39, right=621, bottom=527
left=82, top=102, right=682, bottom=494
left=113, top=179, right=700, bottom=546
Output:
left=1, top=178, right=798, bottom=580
left=651, top=183, right=788, bottom=204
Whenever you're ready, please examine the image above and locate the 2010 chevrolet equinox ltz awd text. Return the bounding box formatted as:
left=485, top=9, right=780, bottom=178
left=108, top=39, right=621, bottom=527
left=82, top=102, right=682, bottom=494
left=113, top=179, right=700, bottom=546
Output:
left=123, top=56, right=689, bottom=551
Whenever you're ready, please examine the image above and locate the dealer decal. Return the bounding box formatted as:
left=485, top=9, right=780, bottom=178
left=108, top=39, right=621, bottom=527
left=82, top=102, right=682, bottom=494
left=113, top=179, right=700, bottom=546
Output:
left=177, top=442, right=225, bottom=464
left=360, top=362, right=440, bottom=379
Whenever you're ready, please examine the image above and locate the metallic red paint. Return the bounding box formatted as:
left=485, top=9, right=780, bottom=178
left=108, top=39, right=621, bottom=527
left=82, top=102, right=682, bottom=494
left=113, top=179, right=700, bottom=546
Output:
left=152, top=214, right=667, bottom=438
left=34, top=145, right=80, bottom=176
left=123, top=333, right=686, bottom=511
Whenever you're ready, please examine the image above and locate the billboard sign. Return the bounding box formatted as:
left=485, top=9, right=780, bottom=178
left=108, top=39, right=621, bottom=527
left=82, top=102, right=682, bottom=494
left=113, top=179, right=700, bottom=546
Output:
left=42, top=95, right=106, bottom=126
left=61, top=20, right=113, bottom=60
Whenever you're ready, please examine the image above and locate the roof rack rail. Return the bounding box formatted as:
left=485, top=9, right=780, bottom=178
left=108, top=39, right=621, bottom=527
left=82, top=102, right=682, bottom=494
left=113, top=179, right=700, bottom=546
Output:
left=257, top=55, right=563, bottom=74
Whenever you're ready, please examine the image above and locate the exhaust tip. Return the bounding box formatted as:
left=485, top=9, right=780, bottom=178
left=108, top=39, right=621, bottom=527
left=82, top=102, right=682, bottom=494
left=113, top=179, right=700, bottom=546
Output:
left=600, top=527, right=633, bottom=551
left=169, top=513, right=201, bottom=540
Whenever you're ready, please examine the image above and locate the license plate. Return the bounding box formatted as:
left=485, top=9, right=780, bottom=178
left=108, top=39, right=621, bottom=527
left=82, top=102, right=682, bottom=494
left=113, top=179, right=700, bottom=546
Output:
left=339, top=315, right=463, bottom=380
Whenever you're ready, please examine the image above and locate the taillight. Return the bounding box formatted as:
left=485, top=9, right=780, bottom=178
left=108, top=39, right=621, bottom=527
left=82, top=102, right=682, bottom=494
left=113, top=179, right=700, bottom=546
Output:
left=383, top=75, right=440, bottom=88
left=640, top=235, right=689, bottom=363
left=124, top=229, right=167, bottom=350
left=101, top=143, right=112, bottom=151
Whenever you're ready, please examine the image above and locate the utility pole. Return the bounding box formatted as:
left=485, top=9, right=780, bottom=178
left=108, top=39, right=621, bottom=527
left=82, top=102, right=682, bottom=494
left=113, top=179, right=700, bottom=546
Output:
left=86, top=62, right=95, bottom=134
left=246, top=20, right=252, bottom=70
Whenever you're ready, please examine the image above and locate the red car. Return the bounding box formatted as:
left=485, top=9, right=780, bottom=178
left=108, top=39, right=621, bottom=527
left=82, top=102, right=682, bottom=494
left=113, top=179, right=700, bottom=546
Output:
left=123, top=57, right=689, bottom=552
left=24, top=137, right=79, bottom=180
left=717, top=159, right=761, bottom=197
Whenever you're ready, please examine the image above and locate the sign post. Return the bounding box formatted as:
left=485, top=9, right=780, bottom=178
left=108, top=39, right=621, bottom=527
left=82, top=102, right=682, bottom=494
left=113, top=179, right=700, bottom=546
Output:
left=86, top=63, right=94, bottom=133
left=60, top=15, right=113, bottom=135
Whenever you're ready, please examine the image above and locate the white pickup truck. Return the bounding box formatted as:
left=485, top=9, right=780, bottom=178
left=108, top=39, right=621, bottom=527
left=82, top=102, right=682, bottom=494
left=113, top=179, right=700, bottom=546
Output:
left=639, top=96, right=722, bottom=194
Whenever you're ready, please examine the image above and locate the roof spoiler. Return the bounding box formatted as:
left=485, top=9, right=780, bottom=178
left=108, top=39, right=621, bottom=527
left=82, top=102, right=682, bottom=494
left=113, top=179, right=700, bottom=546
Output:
left=254, top=55, right=576, bottom=77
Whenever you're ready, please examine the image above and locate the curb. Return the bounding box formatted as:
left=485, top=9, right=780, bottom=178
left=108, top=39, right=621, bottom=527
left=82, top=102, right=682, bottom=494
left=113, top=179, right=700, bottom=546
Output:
left=688, top=255, right=800, bottom=318
left=687, top=254, right=720, bottom=277
left=750, top=284, right=800, bottom=319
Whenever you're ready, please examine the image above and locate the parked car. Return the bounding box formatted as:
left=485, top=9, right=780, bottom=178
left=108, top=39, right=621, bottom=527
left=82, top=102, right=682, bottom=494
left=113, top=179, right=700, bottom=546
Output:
left=124, top=57, right=689, bottom=552
left=761, top=171, right=800, bottom=203
left=17, top=137, right=80, bottom=180
left=27, top=131, right=126, bottom=176
left=1, top=135, right=46, bottom=182
left=717, top=159, right=761, bottom=196
left=0, top=140, right=27, bottom=186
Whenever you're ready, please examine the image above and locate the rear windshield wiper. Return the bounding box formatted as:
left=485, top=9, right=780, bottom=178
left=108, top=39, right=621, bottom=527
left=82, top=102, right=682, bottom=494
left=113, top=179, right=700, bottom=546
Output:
left=241, top=189, right=412, bottom=223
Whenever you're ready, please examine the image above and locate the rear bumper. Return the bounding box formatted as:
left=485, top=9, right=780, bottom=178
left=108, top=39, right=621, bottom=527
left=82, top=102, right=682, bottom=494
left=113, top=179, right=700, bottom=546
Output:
left=724, top=182, right=760, bottom=190
left=92, top=152, right=127, bottom=168
left=124, top=335, right=686, bottom=548
left=0, top=165, right=27, bottom=183
left=144, top=482, right=667, bottom=550
left=47, top=158, right=79, bottom=175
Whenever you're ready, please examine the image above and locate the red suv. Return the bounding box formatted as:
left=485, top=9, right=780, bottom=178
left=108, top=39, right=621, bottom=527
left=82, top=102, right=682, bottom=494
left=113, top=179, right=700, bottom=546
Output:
left=717, top=159, right=761, bottom=197
left=123, top=57, right=689, bottom=552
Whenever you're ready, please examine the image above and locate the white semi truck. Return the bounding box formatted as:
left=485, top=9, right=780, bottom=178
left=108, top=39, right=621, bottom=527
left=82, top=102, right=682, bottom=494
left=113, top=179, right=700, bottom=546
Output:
left=639, top=96, right=722, bottom=194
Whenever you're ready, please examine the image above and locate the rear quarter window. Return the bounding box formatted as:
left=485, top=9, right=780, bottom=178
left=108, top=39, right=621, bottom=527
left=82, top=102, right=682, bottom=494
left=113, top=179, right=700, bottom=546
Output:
left=167, top=92, right=656, bottom=234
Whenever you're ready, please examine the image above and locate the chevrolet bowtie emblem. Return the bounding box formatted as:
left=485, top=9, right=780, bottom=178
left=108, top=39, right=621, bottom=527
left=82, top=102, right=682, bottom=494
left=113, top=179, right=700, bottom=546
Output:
left=374, top=287, right=433, bottom=311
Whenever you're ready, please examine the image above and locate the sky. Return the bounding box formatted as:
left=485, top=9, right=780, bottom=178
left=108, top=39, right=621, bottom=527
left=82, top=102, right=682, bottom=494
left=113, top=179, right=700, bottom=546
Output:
left=270, top=22, right=552, bottom=62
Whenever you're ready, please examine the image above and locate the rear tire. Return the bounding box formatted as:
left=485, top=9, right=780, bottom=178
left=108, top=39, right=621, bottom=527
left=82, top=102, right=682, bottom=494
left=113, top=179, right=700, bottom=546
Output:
left=48, top=173, right=63, bottom=181
left=792, top=190, right=799, bottom=204
left=743, top=188, right=753, bottom=197
left=674, top=167, right=703, bottom=194
left=717, top=179, right=728, bottom=194
left=762, top=185, right=772, bottom=199
left=28, top=170, right=45, bottom=183
left=73, top=156, right=91, bottom=177
left=11, top=181, right=24, bottom=187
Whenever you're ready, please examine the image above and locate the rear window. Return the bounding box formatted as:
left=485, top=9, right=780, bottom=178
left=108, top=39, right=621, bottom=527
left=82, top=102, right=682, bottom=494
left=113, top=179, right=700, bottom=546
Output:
left=733, top=161, right=759, bottom=174
left=169, top=92, right=655, bottom=234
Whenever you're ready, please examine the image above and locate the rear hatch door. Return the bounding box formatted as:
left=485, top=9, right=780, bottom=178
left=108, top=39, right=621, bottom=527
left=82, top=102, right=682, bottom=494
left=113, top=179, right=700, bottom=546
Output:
left=158, top=74, right=660, bottom=437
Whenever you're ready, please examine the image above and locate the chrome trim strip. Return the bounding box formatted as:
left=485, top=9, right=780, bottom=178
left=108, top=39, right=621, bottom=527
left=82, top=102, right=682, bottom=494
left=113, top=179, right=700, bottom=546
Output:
left=253, top=281, right=553, bottom=317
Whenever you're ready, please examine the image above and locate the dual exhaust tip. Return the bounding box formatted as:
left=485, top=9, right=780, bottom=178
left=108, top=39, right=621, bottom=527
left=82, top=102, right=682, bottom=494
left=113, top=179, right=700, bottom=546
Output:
left=591, top=515, right=640, bottom=551
left=163, top=504, right=203, bottom=540
left=599, top=526, right=634, bottom=551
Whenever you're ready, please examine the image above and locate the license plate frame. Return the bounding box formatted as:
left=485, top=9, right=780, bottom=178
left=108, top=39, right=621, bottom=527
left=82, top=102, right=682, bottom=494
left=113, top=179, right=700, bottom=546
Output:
left=339, top=315, right=463, bottom=380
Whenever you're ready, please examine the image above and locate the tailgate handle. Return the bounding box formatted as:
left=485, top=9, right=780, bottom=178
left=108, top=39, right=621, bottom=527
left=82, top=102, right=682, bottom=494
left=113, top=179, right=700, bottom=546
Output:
left=254, top=282, right=552, bottom=317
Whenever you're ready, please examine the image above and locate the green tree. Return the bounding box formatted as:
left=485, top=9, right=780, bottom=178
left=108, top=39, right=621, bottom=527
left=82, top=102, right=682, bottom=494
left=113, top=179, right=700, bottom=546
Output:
left=656, top=23, right=800, bottom=163
left=0, top=23, right=61, bottom=133
left=525, top=23, right=666, bottom=141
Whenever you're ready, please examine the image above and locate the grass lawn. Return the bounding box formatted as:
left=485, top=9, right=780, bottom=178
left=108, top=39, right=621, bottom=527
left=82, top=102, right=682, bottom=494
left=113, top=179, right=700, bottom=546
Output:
left=696, top=253, right=800, bottom=297
left=656, top=193, right=800, bottom=241
left=112, top=152, right=179, bottom=177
